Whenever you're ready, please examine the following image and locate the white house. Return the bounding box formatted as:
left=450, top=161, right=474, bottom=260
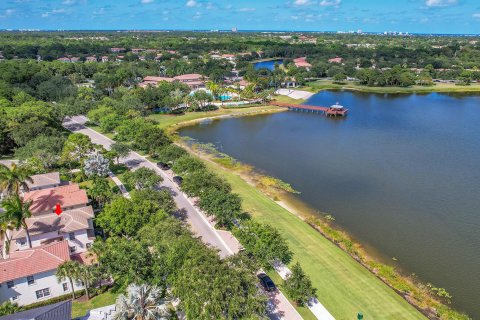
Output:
left=0, top=241, right=84, bottom=306
left=10, top=206, right=95, bottom=254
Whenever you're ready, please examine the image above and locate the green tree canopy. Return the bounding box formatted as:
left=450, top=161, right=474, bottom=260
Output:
left=284, top=262, right=317, bottom=306
left=122, top=167, right=162, bottom=190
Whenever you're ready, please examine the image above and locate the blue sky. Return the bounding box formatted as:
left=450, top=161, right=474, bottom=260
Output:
left=0, top=0, right=479, bottom=34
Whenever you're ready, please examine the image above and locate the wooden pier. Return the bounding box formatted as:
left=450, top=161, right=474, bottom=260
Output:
left=272, top=102, right=348, bottom=117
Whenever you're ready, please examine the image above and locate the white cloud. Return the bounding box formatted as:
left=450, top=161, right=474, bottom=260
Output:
left=141, top=0, right=154, bottom=3
left=0, top=8, right=15, bottom=18
left=425, top=0, right=458, bottom=7
left=62, top=0, right=76, bottom=4
left=41, top=8, right=66, bottom=18
left=320, top=0, right=341, bottom=7
left=473, top=13, right=480, bottom=19
left=238, top=8, right=256, bottom=12
left=93, top=7, right=106, bottom=15
left=186, top=0, right=197, bottom=7
left=294, top=0, right=310, bottom=5
left=192, top=11, right=201, bottom=19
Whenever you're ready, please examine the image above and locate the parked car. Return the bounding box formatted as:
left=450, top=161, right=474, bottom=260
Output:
left=156, top=162, right=170, bottom=170
left=173, top=176, right=183, bottom=186
left=257, top=273, right=276, bottom=292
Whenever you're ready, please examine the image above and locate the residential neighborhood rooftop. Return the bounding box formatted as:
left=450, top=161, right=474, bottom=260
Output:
left=23, top=184, right=88, bottom=215
left=0, top=241, right=70, bottom=283
left=0, top=300, right=72, bottom=320
left=11, top=206, right=94, bottom=239
left=26, top=172, right=61, bottom=190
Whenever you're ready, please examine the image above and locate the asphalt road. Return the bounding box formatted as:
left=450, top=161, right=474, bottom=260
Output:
left=63, top=115, right=303, bottom=320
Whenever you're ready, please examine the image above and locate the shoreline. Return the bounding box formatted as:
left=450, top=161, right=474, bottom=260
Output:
left=305, top=80, right=480, bottom=94
left=167, top=107, right=469, bottom=320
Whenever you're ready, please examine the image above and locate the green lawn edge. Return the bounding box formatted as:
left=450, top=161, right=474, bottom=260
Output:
left=200, top=152, right=426, bottom=320
left=305, top=80, right=480, bottom=94
left=71, top=290, right=118, bottom=319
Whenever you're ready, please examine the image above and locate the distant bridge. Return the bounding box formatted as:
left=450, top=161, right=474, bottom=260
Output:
left=272, top=101, right=348, bottom=117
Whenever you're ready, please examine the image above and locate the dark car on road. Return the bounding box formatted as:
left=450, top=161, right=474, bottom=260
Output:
left=156, top=162, right=170, bottom=170
left=173, top=176, right=183, bottom=186
left=257, top=273, right=276, bottom=292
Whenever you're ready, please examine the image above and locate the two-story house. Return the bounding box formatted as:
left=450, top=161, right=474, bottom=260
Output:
left=23, top=184, right=89, bottom=215
left=0, top=241, right=84, bottom=306
left=10, top=205, right=95, bottom=254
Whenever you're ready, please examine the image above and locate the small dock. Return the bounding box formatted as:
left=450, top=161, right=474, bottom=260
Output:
left=272, top=102, right=348, bottom=117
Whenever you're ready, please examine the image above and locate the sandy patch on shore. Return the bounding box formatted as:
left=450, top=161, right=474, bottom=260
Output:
left=276, top=88, right=314, bottom=100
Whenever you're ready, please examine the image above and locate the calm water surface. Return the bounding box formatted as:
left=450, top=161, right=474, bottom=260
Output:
left=253, top=59, right=283, bottom=71
left=180, top=91, right=480, bottom=317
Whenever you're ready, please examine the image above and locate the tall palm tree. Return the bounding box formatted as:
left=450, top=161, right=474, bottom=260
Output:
left=0, top=214, right=14, bottom=258
left=76, top=263, right=95, bottom=300
left=206, top=81, right=220, bottom=100
left=0, top=163, right=33, bottom=196
left=114, top=284, right=169, bottom=320
left=1, top=195, right=32, bottom=248
left=88, top=177, right=112, bottom=208
left=56, top=261, right=81, bottom=300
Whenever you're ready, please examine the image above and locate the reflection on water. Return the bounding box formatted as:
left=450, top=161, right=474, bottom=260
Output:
left=180, top=91, right=480, bottom=317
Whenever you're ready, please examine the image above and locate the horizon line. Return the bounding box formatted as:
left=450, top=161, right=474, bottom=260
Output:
left=1, top=29, right=480, bottom=36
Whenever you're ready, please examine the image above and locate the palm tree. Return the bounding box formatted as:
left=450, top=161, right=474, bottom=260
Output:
left=1, top=195, right=32, bottom=248
left=76, top=263, right=96, bottom=300
left=0, top=163, right=33, bottom=196
left=88, top=178, right=112, bottom=208
left=56, top=261, right=81, bottom=299
left=0, top=214, right=14, bottom=258
left=206, top=81, right=220, bottom=100
left=114, top=284, right=169, bottom=320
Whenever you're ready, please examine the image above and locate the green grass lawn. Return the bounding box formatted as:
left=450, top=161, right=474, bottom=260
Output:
left=273, top=94, right=307, bottom=104
left=308, top=79, right=480, bottom=94
left=148, top=106, right=281, bottom=130
left=71, top=291, right=118, bottom=319
left=85, top=124, right=115, bottom=139
left=202, top=161, right=425, bottom=320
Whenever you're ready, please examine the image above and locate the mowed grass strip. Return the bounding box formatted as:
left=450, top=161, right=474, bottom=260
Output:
left=203, top=161, right=425, bottom=320
left=148, top=105, right=281, bottom=130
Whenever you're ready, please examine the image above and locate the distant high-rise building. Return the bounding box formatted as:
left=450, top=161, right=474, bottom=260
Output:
left=232, top=27, right=238, bottom=33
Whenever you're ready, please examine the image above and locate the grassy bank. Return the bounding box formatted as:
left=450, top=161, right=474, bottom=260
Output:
left=161, top=108, right=426, bottom=319
left=71, top=291, right=118, bottom=319
left=148, top=105, right=283, bottom=134
left=306, top=80, right=480, bottom=94
left=180, top=144, right=426, bottom=320
left=166, top=106, right=472, bottom=319
left=273, top=94, right=308, bottom=104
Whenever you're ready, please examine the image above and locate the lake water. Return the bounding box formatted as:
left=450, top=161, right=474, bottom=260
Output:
left=253, top=59, right=283, bottom=71
left=180, top=91, right=480, bottom=317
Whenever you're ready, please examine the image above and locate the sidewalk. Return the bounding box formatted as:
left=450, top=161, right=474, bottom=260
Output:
left=64, top=116, right=308, bottom=320
left=274, top=262, right=335, bottom=320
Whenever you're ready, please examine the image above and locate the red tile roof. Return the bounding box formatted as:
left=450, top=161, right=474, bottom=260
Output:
left=0, top=241, right=70, bottom=283
left=294, top=57, right=312, bottom=68
left=174, top=73, right=204, bottom=81
left=328, top=57, right=343, bottom=63
left=72, top=251, right=97, bottom=266
left=26, top=172, right=60, bottom=190
left=11, top=206, right=94, bottom=239
left=23, top=184, right=88, bottom=215
left=143, top=76, right=175, bottom=83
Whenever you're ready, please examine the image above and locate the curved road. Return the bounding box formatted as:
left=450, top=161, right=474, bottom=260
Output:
left=63, top=115, right=303, bottom=320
